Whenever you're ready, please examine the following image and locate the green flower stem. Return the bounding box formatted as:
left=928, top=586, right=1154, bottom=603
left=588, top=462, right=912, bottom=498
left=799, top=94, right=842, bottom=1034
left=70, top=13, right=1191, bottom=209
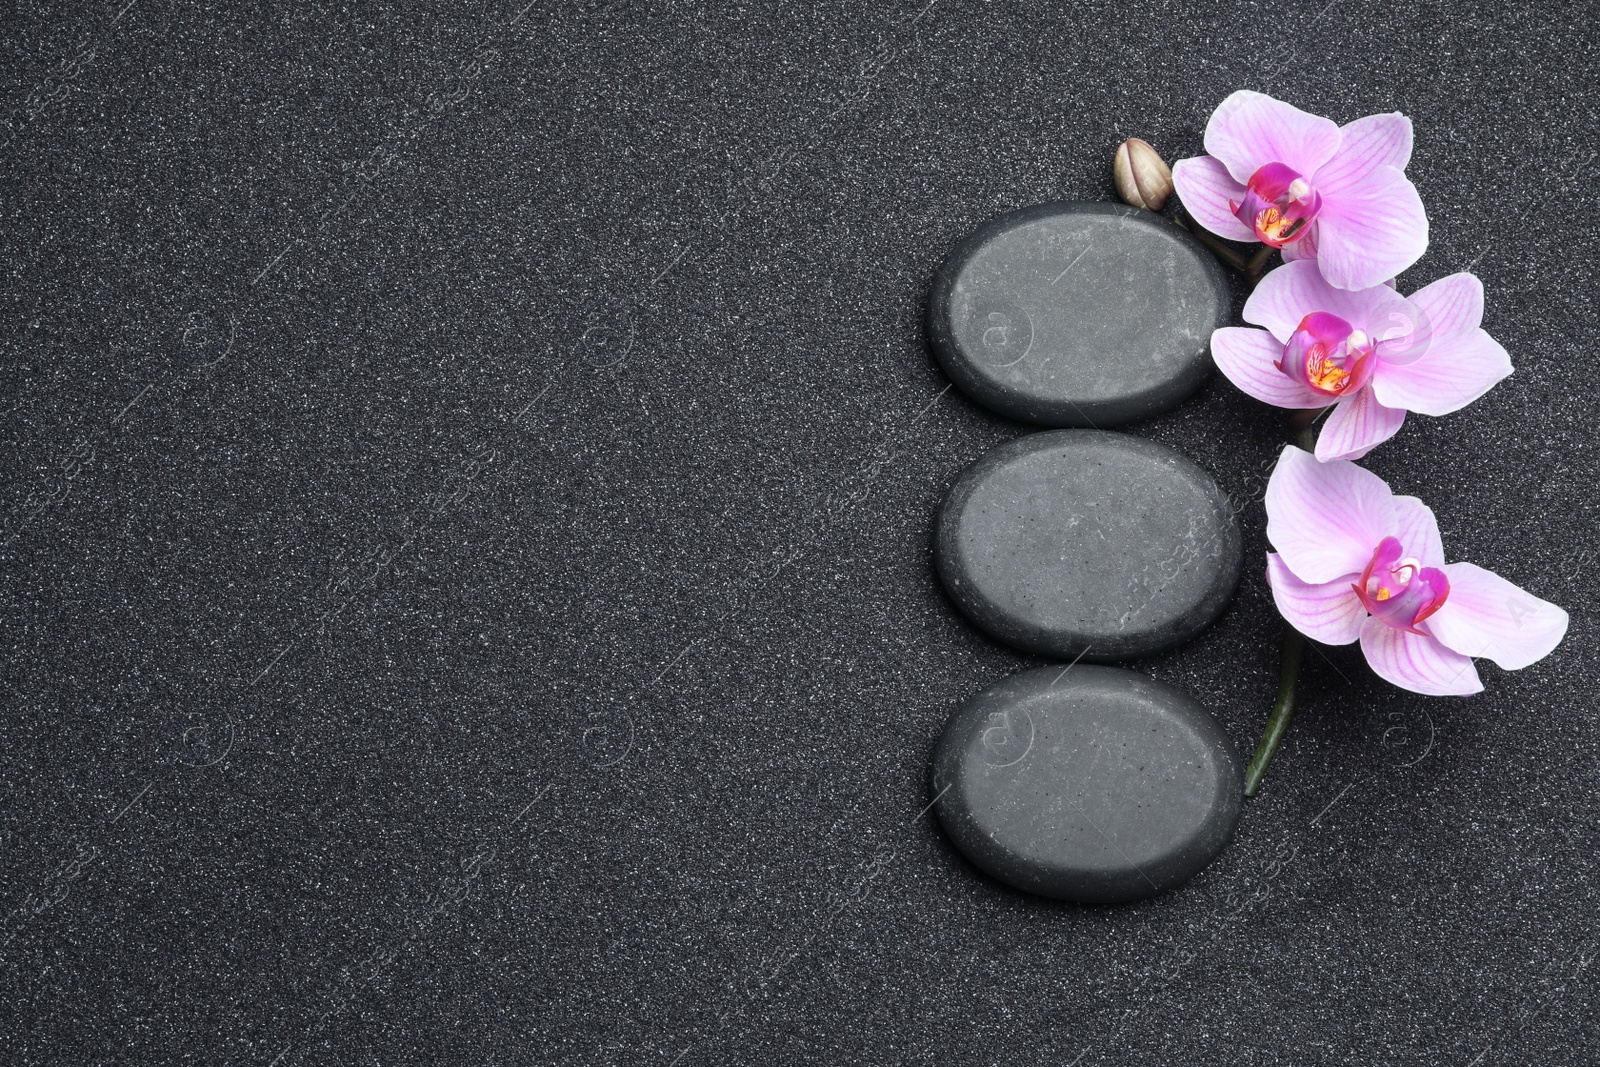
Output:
left=1243, top=625, right=1305, bottom=797
left=1245, top=243, right=1276, bottom=282
left=1174, top=211, right=1251, bottom=274
left=1243, top=418, right=1320, bottom=798
left=1175, top=204, right=1323, bottom=798
left=1289, top=408, right=1327, bottom=437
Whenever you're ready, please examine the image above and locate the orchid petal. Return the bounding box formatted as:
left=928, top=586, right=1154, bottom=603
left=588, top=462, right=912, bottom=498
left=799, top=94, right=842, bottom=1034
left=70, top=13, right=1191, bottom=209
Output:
left=1266, top=553, right=1365, bottom=645
left=1314, top=388, right=1406, bottom=461
left=1265, top=446, right=1396, bottom=584
left=1172, top=155, right=1256, bottom=242
left=1391, top=495, right=1445, bottom=569
left=1313, top=113, right=1414, bottom=195
left=1425, top=562, right=1569, bottom=670
left=1312, top=165, right=1430, bottom=290
left=1406, top=272, right=1485, bottom=342
left=1369, top=328, right=1513, bottom=416
left=1210, top=327, right=1328, bottom=408
left=1244, top=260, right=1413, bottom=343
left=1203, top=90, right=1342, bottom=185
left=1359, top=617, right=1483, bottom=696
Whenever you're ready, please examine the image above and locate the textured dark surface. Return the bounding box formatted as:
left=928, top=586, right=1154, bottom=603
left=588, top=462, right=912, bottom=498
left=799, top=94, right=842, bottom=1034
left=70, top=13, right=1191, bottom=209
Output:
left=931, top=665, right=1243, bottom=903
left=927, top=201, right=1230, bottom=426
left=0, top=2, right=1595, bottom=1065
left=934, top=429, right=1241, bottom=660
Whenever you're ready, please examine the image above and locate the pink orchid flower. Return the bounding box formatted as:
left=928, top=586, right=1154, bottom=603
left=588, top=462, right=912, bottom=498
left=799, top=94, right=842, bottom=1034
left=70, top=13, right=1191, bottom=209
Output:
left=1172, top=90, right=1428, bottom=291
left=1265, top=446, right=1566, bottom=696
left=1211, top=260, right=1512, bottom=461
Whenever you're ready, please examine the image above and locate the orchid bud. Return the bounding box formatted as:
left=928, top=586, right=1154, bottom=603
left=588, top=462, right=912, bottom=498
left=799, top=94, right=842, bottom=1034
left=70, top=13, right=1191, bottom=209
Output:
left=1112, top=137, right=1173, bottom=212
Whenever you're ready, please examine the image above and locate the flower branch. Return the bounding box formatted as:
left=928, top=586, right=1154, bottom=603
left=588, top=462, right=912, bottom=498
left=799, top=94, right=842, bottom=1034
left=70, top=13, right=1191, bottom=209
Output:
left=1113, top=92, right=1570, bottom=799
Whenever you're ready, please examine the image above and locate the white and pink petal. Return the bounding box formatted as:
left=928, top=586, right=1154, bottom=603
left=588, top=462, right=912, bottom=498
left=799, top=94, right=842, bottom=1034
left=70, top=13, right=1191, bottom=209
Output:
left=1314, top=388, right=1406, bottom=462
left=1390, top=495, right=1446, bottom=569
left=1172, top=155, right=1256, bottom=242
left=1203, top=90, right=1343, bottom=185
left=1211, top=327, right=1328, bottom=408
left=1265, top=445, right=1396, bottom=584
left=1244, top=260, right=1412, bottom=343
left=1424, top=562, right=1568, bottom=670
left=1312, top=113, right=1414, bottom=194
left=1369, top=328, right=1513, bottom=417
left=1406, top=272, right=1485, bottom=342
left=1359, top=618, right=1483, bottom=696
left=1312, top=165, right=1430, bottom=291
left=1266, top=553, right=1366, bottom=645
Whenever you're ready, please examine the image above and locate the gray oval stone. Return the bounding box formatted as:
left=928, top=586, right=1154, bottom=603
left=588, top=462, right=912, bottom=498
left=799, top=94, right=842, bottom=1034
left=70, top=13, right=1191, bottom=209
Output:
left=931, top=665, right=1242, bottom=904
left=926, top=201, right=1230, bottom=427
left=934, top=429, right=1240, bottom=661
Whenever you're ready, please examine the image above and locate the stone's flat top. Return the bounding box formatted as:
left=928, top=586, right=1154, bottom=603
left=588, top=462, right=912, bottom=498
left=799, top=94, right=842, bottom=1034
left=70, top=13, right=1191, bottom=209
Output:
left=926, top=201, right=1230, bottom=427
left=935, top=430, right=1241, bottom=660
left=932, top=665, right=1242, bottom=904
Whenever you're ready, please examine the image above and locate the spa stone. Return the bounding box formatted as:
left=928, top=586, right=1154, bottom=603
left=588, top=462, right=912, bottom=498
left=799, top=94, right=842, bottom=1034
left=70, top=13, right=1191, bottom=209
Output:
left=931, top=665, right=1242, bottom=904
left=934, top=429, right=1240, bottom=661
left=926, top=201, right=1230, bottom=426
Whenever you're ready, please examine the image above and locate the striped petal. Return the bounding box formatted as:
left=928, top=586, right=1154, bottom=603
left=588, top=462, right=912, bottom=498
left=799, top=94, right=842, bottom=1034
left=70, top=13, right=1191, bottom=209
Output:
left=1313, top=165, right=1429, bottom=291
left=1359, top=617, right=1482, bottom=696
left=1314, top=388, right=1406, bottom=461
left=1425, top=563, right=1568, bottom=670
left=1245, top=260, right=1413, bottom=344
left=1265, top=445, right=1396, bottom=584
left=1204, top=90, right=1342, bottom=185
left=1391, top=495, right=1445, bottom=569
left=1313, top=113, right=1414, bottom=195
left=1266, top=553, right=1365, bottom=645
left=1172, top=154, right=1256, bottom=242
left=1370, top=329, right=1512, bottom=417
left=1211, top=327, right=1328, bottom=408
left=1406, top=272, right=1484, bottom=342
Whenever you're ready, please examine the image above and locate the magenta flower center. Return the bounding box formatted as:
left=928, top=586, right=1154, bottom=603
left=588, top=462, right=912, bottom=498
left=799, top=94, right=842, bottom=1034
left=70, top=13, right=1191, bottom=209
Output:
left=1276, top=312, right=1376, bottom=398
left=1352, top=536, right=1450, bottom=634
left=1231, top=162, right=1323, bottom=247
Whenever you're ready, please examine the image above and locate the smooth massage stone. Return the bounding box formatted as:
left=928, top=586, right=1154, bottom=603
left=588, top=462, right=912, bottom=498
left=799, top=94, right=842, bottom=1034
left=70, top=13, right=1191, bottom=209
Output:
left=935, top=429, right=1240, bottom=661
left=931, top=665, right=1242, bottom=903
left=926, top=201, right=1230, bottom=426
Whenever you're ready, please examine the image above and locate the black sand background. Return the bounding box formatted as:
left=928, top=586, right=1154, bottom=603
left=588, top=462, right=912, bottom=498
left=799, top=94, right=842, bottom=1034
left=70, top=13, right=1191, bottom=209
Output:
left=1, top=2, right=1594, bottom=1064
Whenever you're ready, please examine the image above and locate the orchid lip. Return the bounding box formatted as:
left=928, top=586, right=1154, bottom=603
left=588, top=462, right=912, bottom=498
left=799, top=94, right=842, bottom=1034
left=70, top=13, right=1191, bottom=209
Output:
left=1276, top=312, right=1377, bottom=398
left=1352, top=536, right=1451, bottom=634
left=1230, top=162, right=1324, bottom=248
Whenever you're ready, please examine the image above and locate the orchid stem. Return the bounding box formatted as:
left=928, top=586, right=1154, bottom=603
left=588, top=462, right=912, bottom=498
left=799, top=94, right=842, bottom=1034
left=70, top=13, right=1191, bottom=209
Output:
left=1245, top=243, right=1276, bottom=284
left=1288, top=407, right=1328, bottom=434
left=1244, top=415, right=1321, bottom=798
left=1174, top=211, right=1251, bottom=274
left=1243, top=625, right=1305, bottom=798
